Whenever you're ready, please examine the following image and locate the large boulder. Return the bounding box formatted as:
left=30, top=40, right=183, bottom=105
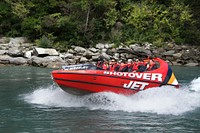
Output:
left=7, top=47, right=24, bottom=57
left=43, top=56, right=64, bottom=62
left=31, top=56, right=64, bottom=67
left=33, top=47, right=59, bottom=57
left=0, top=55, right=10, bottom=64
left=31, top=56, right=48, bottom=67
left=9, top=57, right=28, bottom=65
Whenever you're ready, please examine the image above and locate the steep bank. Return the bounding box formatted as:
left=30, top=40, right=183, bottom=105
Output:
left=0, top=37, right=199, bottom=68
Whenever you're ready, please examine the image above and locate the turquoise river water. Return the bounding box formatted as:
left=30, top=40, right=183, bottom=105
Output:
left=0, top=66, right=200, bottom=132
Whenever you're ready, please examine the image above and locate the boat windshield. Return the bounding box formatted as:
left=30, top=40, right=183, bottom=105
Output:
left=62, top=64, right=102, bottom=70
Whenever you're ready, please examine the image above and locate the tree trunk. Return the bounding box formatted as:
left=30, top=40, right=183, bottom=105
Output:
left=84, top=4, right=90, bottom=36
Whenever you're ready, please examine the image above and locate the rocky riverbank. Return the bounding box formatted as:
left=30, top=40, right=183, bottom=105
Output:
left=0, top=37, right=199, bottom=68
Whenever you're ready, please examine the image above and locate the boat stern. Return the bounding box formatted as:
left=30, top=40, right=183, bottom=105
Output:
left=162, top=65, right=179, bottom=88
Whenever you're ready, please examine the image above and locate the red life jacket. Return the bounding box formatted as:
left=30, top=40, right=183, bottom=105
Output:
left=148, top=62, right=156, bottom=71
left=119, top=64, right=127, bottom=71
left=126, top=64, right=133, bottom=72
left=108, top=64, right=119, bottom=71
left=132, top=62, right=139, bottom=71
left=102, top=63, right=108, bottom=70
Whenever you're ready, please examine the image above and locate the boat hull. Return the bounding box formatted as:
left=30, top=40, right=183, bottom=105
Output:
left=52, top=58, right=179, bottom=95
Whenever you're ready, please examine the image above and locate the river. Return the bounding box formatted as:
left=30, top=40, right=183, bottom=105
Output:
left=0, top=66, right=200, bottom=132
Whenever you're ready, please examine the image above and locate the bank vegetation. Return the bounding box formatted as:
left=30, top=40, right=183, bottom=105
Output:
left=1, top=0, right=200, bottom=51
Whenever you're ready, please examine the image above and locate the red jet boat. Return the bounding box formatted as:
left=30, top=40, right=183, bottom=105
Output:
left=52, top=58, right=179, bottom=95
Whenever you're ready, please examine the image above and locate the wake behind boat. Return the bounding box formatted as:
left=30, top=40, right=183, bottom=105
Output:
left=51, top=58, right=179, bottom=95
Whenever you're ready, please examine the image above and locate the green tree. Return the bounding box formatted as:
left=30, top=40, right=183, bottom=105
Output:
left=1, top=0, right=200, bottom=48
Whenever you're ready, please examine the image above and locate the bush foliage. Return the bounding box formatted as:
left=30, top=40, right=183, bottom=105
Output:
left=1, top=0, right=200, bottom=50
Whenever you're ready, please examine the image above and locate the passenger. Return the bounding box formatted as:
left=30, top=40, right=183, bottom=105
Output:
left=96, top=59, right=104, bottom=68
left=118, top=60, right=128, bottom=72
left=143, top=55, right=150, bottom=63
left=102, top=59, right=109, bottom=70
left=107, top=59, right=120, bottom=71
left=127, top=59, right=133, bottom=72
left=97, top=59, right=107, bottom=69
left=136, top=59, right=147, bottom=72
left=147, top=59, right=157, bottom=71
left=132, top=59, right=140, bottom=72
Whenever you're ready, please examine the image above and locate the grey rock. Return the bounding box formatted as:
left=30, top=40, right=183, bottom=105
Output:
left=104, top=43, right=114, bottom=49
left=60, top=53, right=74, bottom=59
left=43, top=56, right=64, bottom=62
left=181, top=45, right=189, bottom=50
left=0, top=50, right=7, bottom=55
left=129, top=44, right=140, bottom=50
left=173, top=53, right=182, bottom=58
left=74, top=46, right=87, bottom=53
left=0, top=37, right=10, bottom=44
left=0, top=55, right=10, bottom=64
left=163, top=50, right=175, bottom=56
left=0, top=44, right=9, bottom=50
left=68, top=49, right=76, bottom=54
left=8, top=47, right=24, bottom=57
left=101, top=52, right=110, bottom=60
left=24, top=50, right=33, bottom=58
left=31, top=56, right=63, bottom=67
left=31, top=56, right=48, bottom=67
left=46, top=62, right=66, bottom=69
left=114, top=53, right=120, bottom=58
left=143, top=42, right=152, bottom=49
left=96, top=43, right=105, bottom=49
left=89, top=48, right=98, bottom=53
left=9, top=57, right=28, bottom=65
left=80, top=57, right=88, bottom=63
left=83, top=50, right=96, bottom=59
left=134, top=47, right=152, bottom=56
left=33, top=47, right=59, bottom=57
left=185, top=62, right=199, bottom=67
left=66, top=59, right=76, bottom=64
left=171, top=61, right=182, bottom=66
left=101, top=48, right=107, bottom=52
left=92, top=55, right=100, bottom=61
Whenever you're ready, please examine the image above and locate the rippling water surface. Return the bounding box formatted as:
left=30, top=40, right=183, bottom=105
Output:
left=0, top=66, right=200, bottom=132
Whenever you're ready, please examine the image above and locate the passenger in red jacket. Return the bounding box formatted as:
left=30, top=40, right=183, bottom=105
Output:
left=107, top=59, right=120, bottom=71
left=102, top=60, right=109, bottom=70
left=127, top=59, right=133, bottom=72
left=118, top=60, right=128, bottom=72
left=132, top=59, right=140, bottom=72
left=147, top=59, right=157, bottom=71
left=97, top=59, right=108, bottom=70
